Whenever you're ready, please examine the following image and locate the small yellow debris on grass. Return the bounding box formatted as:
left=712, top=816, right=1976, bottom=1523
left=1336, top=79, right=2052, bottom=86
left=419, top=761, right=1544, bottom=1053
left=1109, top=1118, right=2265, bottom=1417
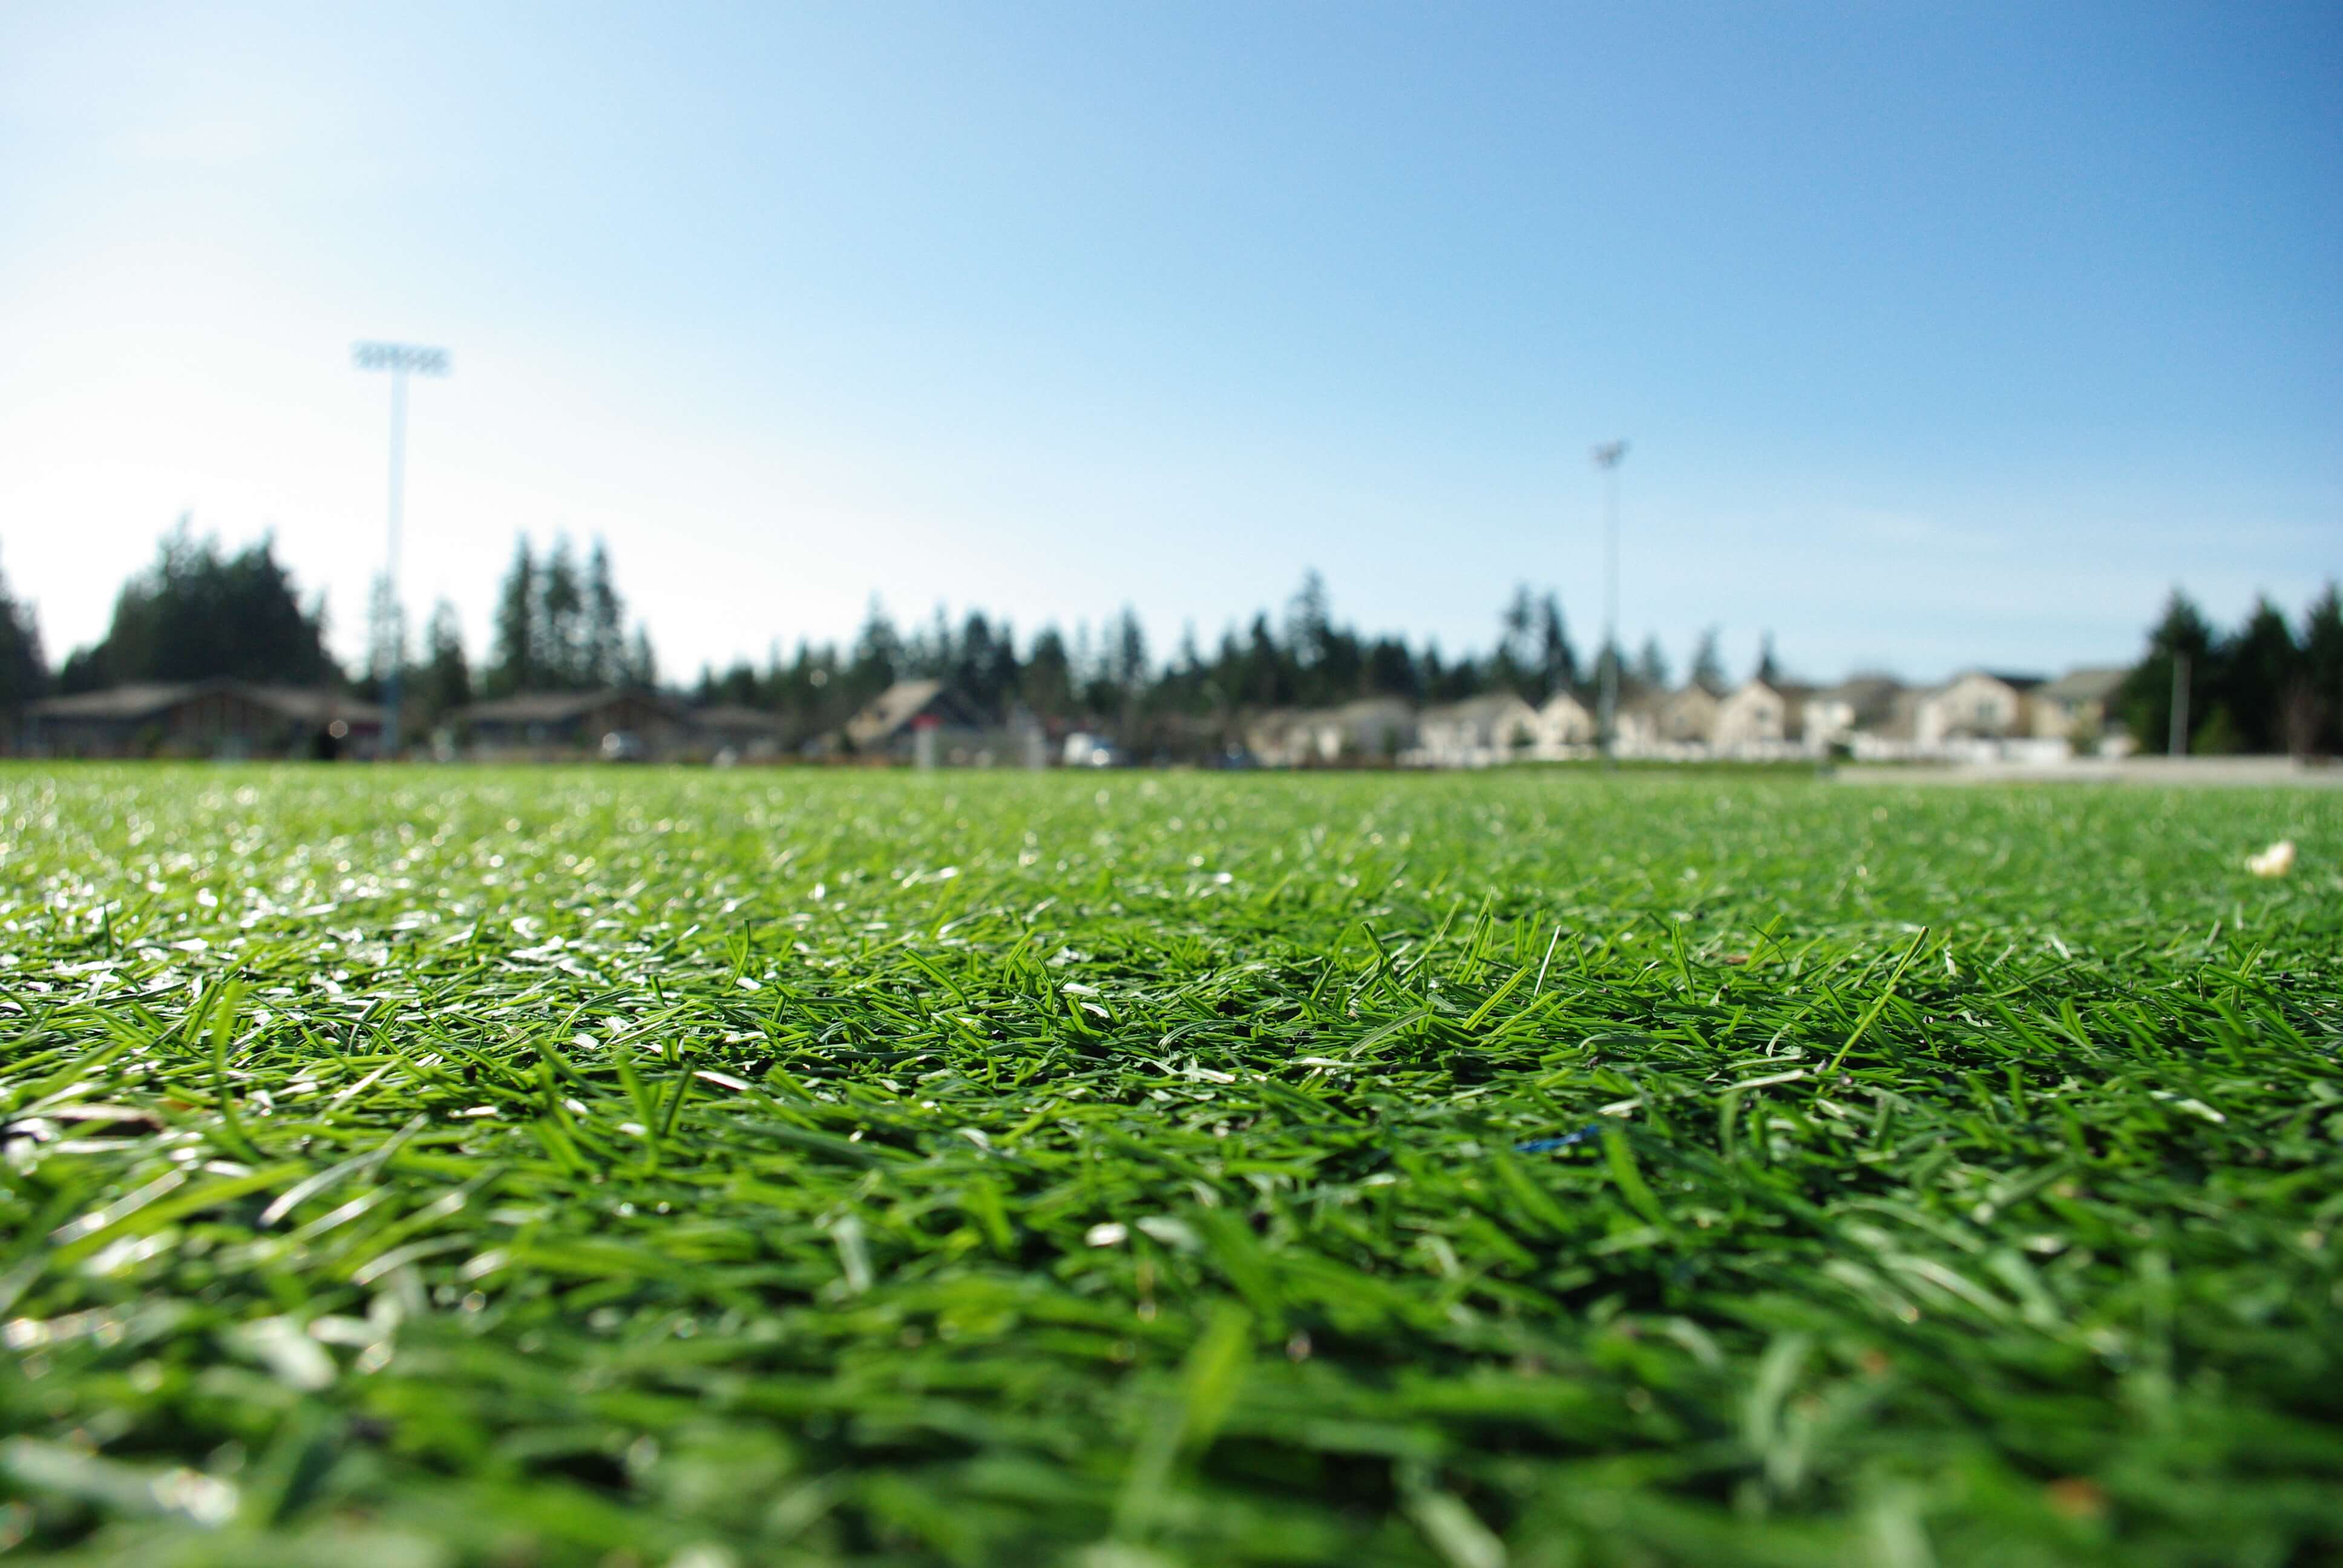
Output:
left=2247, top=839, right=2296, bottom=877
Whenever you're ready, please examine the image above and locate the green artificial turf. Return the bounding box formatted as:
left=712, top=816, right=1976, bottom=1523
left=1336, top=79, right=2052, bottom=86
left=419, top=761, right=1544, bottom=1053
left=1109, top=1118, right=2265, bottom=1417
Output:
left=1, top=765, right=2339, bottom=1567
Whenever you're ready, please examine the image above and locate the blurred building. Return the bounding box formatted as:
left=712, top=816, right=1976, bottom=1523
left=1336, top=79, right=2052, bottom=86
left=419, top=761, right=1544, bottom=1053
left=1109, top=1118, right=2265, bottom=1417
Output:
left=454, top=688, right=695, bottom=760
left=27, top=680, right=384, bottom=759
left=1239, top=708, right=1309, bottom=768
left=1534, top=690, right=1598, bottom=753
left=1803, top=676, right=1904, bottom=751
left=1711, top=678, right=1814, bottom=755
left=2030, top=667, right=2130, bottom=750
left=1611, top=691, right=1663, bottom=755
left=1411, top=693, right=1540, bottom=768
left=1656, top=685, right=1722, bottom=748
left=1214, top=661, right=2130, bottom=769
left=693, top=704, right=794, bottom=762
left=842, top=679, right=993, bottom=763
left=1247, top=697, right=1416, bottom=767
left=1912, top=671, right=2045, bottom=746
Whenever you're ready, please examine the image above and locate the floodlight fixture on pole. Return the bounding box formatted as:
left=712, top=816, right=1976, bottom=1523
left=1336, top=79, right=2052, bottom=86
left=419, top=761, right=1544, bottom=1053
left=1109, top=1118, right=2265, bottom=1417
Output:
left=1590, top=440, right=1629, bottom=759
left=352, top=342, right=450, bottom=759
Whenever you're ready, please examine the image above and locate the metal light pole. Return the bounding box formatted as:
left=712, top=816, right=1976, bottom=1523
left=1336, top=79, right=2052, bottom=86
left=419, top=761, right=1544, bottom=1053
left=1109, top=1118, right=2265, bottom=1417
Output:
left=1591, top=440, right=1629, bottom=757
left=352, top=341, right=450, bottom=759
left=2169, top=652, right=2191, bottom=757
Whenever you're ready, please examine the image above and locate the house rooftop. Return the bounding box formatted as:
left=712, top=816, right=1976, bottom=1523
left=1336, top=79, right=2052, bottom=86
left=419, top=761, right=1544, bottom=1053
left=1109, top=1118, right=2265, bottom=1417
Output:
left=246, top=686, right=385, bottom=724
left=30, top=680, right=382, bottom=724
left=844, top=680, right=988, bottom=746
left=844, top=679, right=943, bottom=746
left=1421, top=691, right=1536, bottom=720
left=1328, top=694, right=1415, bottom=720
left=30, top=683, right=198, bottom=720
left=457, top=688, right=669, bottom=725
left=2037, top=666, right=2129, bottom=702
left=693, top=704, right=788, bottom=732
left=1726, top=676, right=1816, bottom=699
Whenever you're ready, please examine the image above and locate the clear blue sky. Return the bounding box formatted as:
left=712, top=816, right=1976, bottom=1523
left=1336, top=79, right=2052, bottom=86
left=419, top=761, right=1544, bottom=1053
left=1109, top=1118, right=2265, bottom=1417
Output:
left=3, top=2, right=2336, bottom=684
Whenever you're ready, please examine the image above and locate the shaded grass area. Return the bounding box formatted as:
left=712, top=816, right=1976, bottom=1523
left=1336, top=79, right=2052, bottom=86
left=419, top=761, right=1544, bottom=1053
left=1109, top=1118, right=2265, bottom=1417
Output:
left=1, top=765, right=2339, bottom=1567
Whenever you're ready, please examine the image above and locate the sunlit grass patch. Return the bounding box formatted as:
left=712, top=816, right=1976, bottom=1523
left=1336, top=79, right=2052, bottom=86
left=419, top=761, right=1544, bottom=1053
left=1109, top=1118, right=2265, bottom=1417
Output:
left=1, top=765, right=2339, bottom=1566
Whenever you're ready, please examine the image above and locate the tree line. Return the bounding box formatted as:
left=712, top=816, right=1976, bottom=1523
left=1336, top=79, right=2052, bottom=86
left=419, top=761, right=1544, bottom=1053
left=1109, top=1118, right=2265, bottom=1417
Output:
left=2, top=521, right=2338, bottom=757
left=1, top=521, right=659, bottom=734
left=0, top=525, right=1682, bottom=742
left=51, top=524, right=340, bottom=694
left=689, top=572, right=1760, bottom=747
left=2119, top=588, right=2343, bottom=756
left=690, top=572, right=1696, bottom=736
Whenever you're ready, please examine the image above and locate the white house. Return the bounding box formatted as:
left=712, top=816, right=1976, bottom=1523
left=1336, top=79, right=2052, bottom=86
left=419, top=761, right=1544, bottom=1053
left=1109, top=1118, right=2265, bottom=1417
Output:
left=1412, top=693, right=1541, bottom=768
left=1655, top=685, right=1723, bottom=751
left=1241, top=709, right=1311, bottom=768
left=1913, top=671, right=2043, bottom=748
left=1244, top=697, right=1418, bottom=766
left=1711, top=679, right=1809, bottom=754
left=1610, top=693, right=1663, bottom=756
left=1314, top=696, right=1417, bottom=763
left=1533, top=690, right=1597, bottom=756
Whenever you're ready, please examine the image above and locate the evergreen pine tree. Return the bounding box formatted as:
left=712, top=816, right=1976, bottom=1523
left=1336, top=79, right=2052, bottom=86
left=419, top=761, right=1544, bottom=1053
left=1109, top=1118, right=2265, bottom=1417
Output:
left=1492, top=583, right=1536, bottom=697
left=846, top=599, right=899, bottom=705
left=418, top=601, right=472, bottom=724
left=59, top=521, right=335, bottom=690
left=537, top=536, right=584, bottom=689
left=625, top=626, right=658, bottom=688
left=1023, top=627, right=1073, bottom=719
left=1536, top=593, right=1577, bottom=701
left=0, top=546, right=47, bottom=721
left=1689, top=628, right=1726, bottom=694
left=2219, top=598, right=2300, bottom=754
left=2301, top=584, right=2343, bottom=754
left=488, top=538, right=537, bottom=697
left=1631, top=637, right=1668, bottom=692
left=585, top=540, right=626, bottom=688
left=2120, top=590, right=2218, bottom=752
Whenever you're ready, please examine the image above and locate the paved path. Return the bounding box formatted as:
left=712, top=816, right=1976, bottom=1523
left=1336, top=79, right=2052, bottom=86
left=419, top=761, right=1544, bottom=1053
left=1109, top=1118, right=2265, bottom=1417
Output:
left=1834, top=757, right=2343, bottom=786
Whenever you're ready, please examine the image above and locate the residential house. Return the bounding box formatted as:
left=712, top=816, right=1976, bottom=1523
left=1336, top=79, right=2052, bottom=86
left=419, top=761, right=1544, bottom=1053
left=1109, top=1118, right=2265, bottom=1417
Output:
left=251, top=686, right=387, bottom=756
left=2030, top=667, right=2130, bottom=751
left=1610, top=691, right=1663, bottom=755
left=1913, top=671, right=2044, bottom=747
left=1656, top=685, right=1723, bottom=750
left=1242, top=697, right=1417, bottom=768
left=1534, top=691, right=1597, bottom=755
left=694, top=704, right=793, bottom=762
left=28, top=680, right=385, bottom=759
left=1299, top=696, right=1417, bottom=764
left=1711, top=679, right=1809, bottom=754
left=1124, top=708, right=1221, bottom=768
left=842, top=679, right=994, bottom=764
left=1240, top=709, right=1312, bottom=769
left=1328, top=695, right=1417, bottom=763
left=1803, top=676, right=1904, bottom=751
left=1411, top=693, right=1540, bottom=768
left=456, top=688, right=695, bottom=760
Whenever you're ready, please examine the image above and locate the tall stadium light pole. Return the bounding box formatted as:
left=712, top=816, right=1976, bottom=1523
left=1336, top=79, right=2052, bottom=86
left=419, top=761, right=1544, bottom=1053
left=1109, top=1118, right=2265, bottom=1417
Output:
left=352, top=342, right=450, bottom=759
left=1591, top=440, right=1629, bottom=757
